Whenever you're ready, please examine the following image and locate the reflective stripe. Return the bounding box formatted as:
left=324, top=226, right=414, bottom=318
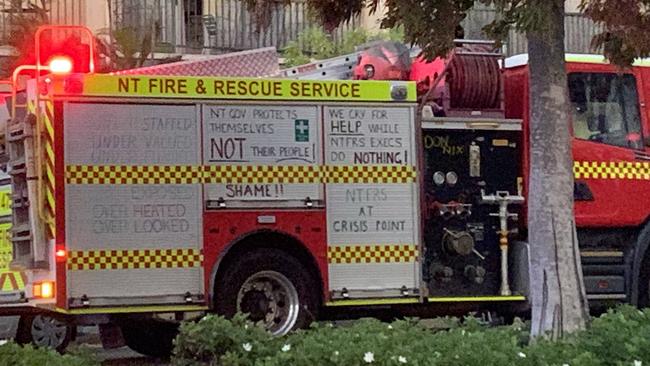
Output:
left=74, top=74, right=418, bottom=102
left=42, top=100, right=56, bottom=239
left=574, top=161, right=650, bottom=180
left=0, top=271, right=27, bottom=291
left=55, top=304, right=208, bottom=315
left=0, top=222, right=12, bottom=269
left=327, top=244, right=418, bottom=264
left=427, top=295, right=526, bottom=302
left=326, top=295, right=527, bottom=307
left=65, top=164, right=417, bottom=185
left=505, top=53, right=650, bottom=68
left=27, top=99, right=56, bottom=238
left=0, top=187, right=11, bottom=217
left=66, top=165, right=203, bottom=185
left=326, top=298, right=419, bottom=306
left=67, top=248, right=203, bottom=270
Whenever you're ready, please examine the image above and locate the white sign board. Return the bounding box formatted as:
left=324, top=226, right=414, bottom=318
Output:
left=324, top=106, right=419, bottom=292
left=202, top=104, right=322, bottom=205
left=64, top=102, right=203, bottom=303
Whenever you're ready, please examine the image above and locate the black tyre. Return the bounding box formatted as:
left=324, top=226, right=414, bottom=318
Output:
left=16, top=314, right=74, bottom=352
left=214, top=248, right=319, bottom=335
left=638, top=256, right=650, bottom=308
left=119, top=317, right=178, bottom=358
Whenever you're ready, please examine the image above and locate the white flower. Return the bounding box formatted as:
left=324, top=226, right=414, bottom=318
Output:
left=398, top=355, right=408, bottom=364
left=244, top=324, right=249, bottom=330
left=562, top=364, right=570, bottom=366
left=434, top=351, right=441, bottom=358
left=334, top=351, right=340, bottom=356
left=634, top=361, right=642, bottom=366
left=517, top=352, right=527, bottom=358
left=242, top=342, right=252, bottom=352
left=364, top=352, right=375, bottom=363
left=282, top=344, right=291, bottom=352
left=387, top=325, right=393, bottom=330
left=0, top=340, right=7, bottom=346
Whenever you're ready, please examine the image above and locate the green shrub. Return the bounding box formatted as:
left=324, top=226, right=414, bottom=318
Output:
left=282, top=26, right=336, bottom=67
left=0, top=341, right=97, bottom=366
left=172, top=313, right=282, bottom=366
left=281, top=26, right=405, bottom=67
left=172, top=307, right=650, bottom=366
left=577, top=306, right=650, bottom=365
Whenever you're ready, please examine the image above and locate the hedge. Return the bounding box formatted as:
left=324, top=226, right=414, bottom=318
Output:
left=3, top=306, right=648, bottom=366
left=0, top=341, right=97, bottom=366
left=172, top=306, right=650, bottom=366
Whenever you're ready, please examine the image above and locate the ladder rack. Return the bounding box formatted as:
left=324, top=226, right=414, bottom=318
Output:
left=278, top=44, right=422, bottom=80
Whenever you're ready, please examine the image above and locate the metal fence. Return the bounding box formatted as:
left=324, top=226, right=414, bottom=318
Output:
left=0, top=1, right=604, bottom=56
left=108, top=0, right=360, bottom=54
left=462, top=5, right=604, bottom=56
left=0, top=0, right=84, bottom=44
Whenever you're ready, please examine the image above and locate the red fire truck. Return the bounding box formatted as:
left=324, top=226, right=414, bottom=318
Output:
left=0, top=26, right=649, bottom=356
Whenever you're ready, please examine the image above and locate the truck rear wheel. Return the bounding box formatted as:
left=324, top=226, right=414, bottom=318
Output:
left=214, top=248, right=319, bottom=335
left=16, top=314, right=74, bottom=352
left=119, top=317, right=178, bottom=358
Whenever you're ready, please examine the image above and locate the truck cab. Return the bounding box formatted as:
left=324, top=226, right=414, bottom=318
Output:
left=504, top=54, right=650, bottom=306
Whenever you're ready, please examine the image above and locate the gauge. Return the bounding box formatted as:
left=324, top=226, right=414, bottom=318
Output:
left=433, top=171, right=445, bottom=186
left=446, top=171, right=459, bottom=186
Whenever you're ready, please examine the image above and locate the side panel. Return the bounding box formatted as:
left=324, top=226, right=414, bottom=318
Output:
left=202, top=210, right=328, bottom=299
left=324, top=106, right=420, bottom=297
left=63, top=102, right=204, bottom=308
left=201, top=104, right=322, bottom=207
left=573, top=140, right=646, bottom=227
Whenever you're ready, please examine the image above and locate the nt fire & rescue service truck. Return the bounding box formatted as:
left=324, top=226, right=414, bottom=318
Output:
left=0, top=25, right=649, bottom=357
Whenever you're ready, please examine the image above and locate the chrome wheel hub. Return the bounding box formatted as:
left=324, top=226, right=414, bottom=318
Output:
left=237, top=270, right=299, bottom=335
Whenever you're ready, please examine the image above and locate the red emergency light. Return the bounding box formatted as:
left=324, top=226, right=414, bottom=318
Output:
left=35, top=26, right=95, bottom=74
left=48, top=56, right=73, bottom=74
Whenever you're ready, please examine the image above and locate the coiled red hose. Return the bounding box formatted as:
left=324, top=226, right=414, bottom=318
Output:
left=447, top=45, right=501, bottom=110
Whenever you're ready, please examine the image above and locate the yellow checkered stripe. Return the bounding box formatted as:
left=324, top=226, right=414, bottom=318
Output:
left=327, top=244, right=418, bottom=264
left=323, top=165, right=416, bottom=184
left=66, top=165, right=417, bottom=184
left=67, top=248, right=203, bottom=271
left=0, top=249, right=11, bottom=269
left=0, top=222, right=11, bottom=269
left=574, top=161, right=650, bottom=180
left=66, top=165, right=204, bottom=185
left=204, top=165, right=322, bottom=183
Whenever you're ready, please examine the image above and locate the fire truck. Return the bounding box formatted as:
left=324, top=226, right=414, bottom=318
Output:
left=0, top=25, right=649, bottom=356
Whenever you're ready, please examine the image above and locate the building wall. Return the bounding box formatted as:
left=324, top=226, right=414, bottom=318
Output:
left=360, top=0, right=385, bottom=33
left=566, top=0, right=582, bottom=13
left=82, top=1, right=110, bottom=33
left=41, top=0, right=109, bottom=49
